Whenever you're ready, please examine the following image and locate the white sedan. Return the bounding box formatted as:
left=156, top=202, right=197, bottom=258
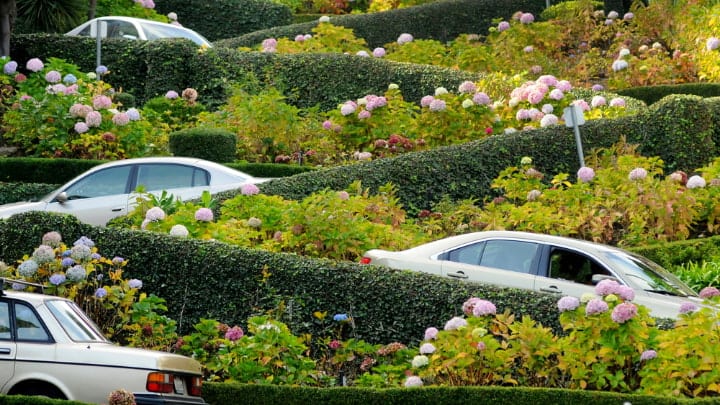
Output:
left=0, top=284, right=205, bottom=404
left=0, top=157, right=269, bottom=226
left=66, top=16, right=212, bottom=48
left=361, top=231, right=704, bottom=319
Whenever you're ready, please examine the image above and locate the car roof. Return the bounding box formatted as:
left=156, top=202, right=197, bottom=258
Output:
left=408, top=230, right=621, bottom=255
left=68, top=16, right=212, bottom=47
left=1, top=289, right=71, bottom=305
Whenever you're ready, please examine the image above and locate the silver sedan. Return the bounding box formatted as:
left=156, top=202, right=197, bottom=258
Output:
left=0, top=157, right=269, bottom=226
left=361, top=230, right=703, bottom=319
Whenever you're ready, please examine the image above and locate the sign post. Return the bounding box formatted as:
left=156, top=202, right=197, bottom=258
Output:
left=563, top=104, right=586, bottom=167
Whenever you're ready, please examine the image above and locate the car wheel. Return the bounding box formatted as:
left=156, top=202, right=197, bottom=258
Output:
left=10, top=381, right=66, bottom=399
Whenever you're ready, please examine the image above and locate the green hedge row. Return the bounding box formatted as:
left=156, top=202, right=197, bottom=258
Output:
left=243, top=94, right=718, bottom=215
left=153, top=0, right=293, bottom=42
left=201, top=383, right=715, bottom=405
left=215, top=0, right=548, bottom=49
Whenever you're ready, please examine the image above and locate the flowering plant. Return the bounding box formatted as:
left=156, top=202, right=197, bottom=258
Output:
left=1, top=232, right=145, bottom=342
left=1, top=57, right=152, bottom=158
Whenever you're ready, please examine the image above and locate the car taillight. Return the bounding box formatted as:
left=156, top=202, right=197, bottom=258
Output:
left=359, top=257, right=372, bottom=264
left=146, top=372, right=174, bottom=393
left=189, top=376, right=203, bottom=397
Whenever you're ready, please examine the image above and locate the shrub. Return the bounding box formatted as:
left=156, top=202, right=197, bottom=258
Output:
left=168, top=127, right=237, bottom=162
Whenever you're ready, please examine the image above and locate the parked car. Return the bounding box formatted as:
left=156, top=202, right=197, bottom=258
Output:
left=0, top=280, right=205, bottom=404
left=66, top=16, right=212, bottom=48
left=0, top=157, right=270, bottom=226
left=361, top=230, right=704, bottom=319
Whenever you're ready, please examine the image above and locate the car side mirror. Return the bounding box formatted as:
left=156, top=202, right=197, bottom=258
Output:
left=591, top=274, right=618, bottom=285
left=56, top=192, right=69, bottom=203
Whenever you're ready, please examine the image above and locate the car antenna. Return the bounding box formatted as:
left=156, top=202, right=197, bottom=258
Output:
left=0, top=278, right=47, bottom=295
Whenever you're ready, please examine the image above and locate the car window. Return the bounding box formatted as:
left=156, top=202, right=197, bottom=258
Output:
left=136, top=164, right=209, bottom=191
left=547, top=248, right=610, bottom=285
left=63, top=166, right=132, bottom=199
left=0, top=302, right=10, bottom=340
left=47, top=300, right=106, bottom=342
left=107, top=20, right=139, bottom=39
left=142, top=23, right=208, bottom=45
left=15, top=302, right=50, bottom=342
left=478, top=240, right=539, bottom=274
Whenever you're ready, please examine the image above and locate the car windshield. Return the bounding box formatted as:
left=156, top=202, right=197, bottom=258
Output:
left=604, top=251, right=697, bottom=297
left=141, top=23, right=210, bottom=46
left=46, top=299, right=108, bottom=342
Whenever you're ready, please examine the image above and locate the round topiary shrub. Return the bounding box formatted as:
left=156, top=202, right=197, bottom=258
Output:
left=168, top=127, right=237, bottom=163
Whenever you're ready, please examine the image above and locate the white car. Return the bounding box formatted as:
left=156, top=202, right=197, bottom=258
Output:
left=361, top=231, right=704, bottom=319
left=0, top=283, right=205, bottom=404
left=0, top=157, right=270, bottom=226
left=66, top=16, right=213, bottom=48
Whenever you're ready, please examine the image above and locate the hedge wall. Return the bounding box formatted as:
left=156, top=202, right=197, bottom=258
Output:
left=215, top=0, right=548, bottom=49
left=153, top=0, right=293, bottom=42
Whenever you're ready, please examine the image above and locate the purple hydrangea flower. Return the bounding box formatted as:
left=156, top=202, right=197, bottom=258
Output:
left=112, top=112, right=130, bottom=126
left=549, top=89, right=564, bottom=100
left=609, top=97, right=626, bottom=107
left=556, top=80, right=572, bottom=92
left=629, top=167, right=648, bottom=181
left=49, top=273, right=66, bottom=285
left=74, top=122, right=89, bottom=134
left=497, top=21, right=510, bottom=32
left=372, top=47, right=386, bottom=57
left=473, top=92, right=491, bottom=105
left=358, top=110, right=371, bottom=119
left=424, top=327, right=439, bottom=340
left=519, top=13, right=534, bottom=24
left=592, top=84, right=604, bottom=91
left=419, top=343, right=436, bottom=354
left=585, top=298, right=609, bottom=315
left=225, top=326, right=244, bottom=341
left=679, top=302, right=699, bottom=314
left=404, top=376, right=423, bottom=387
left=699, top=286, right=720, bottom=299
left=112, top=256, right=124, bottom=265
left=640, top=350, right=657, bottom=361
left=577, top=166, right=595, bottom=183
left=45, top=70, right=61, bottom=83
left=145, top=207, right=166, bottom=221
left=74, top=236, right=96, bottom=248
left=126, top=108, right=141, bottom=121
left=616, top=285, right=635, bottom=301
left=63, top=74, right=77, bottom=84
left=61, top=257, right=75, bottom=267
left=194, top=207, right=214, bottom=222
left=458, top=81, right=477, bottom=94
left=420, top=95, right=435, bottom=107
left=623, top=12, right=634, bottom=21
left=94, top=288, right=108, bottom=298
left=557, top=296, right=580, bottom=312
left=707, top=37, right=720, bottom=51
left=3, top=60, right=17, bottom=74
left=322, top=120, right=333, bottom=130
left=612, top=59, right=629, bottom=71
left=595, top=279, right=620, bottom=296
left=397, top=33, right=414, bottom=45
left=165, top=90, right=179, bottom=99
left=95, top=65, right=108, bottom=75
left=91, top=252, right=101, bottom=260
left=333, top=313, right=349, bottom=322
left=340, top=102, right=356, bottom=116
left=128, top=279, right=143, bottom=289
left=611, top=302, right=638, bottom=323
left=93, top=95, right=112, bottom=110
left=85, top=111, right=102, bottom=127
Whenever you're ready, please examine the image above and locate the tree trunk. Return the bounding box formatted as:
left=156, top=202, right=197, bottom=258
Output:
left=0, top=0, right=14, bottom=57
left=88, top=0, right=97, bottom=20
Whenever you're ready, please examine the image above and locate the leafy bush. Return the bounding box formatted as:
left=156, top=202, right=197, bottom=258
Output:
left=168, top=127, right=237, bottom=163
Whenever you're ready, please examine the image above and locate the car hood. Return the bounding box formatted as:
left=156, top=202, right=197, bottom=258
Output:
left=54, top=342, right=202, bottom=374
left=0, top=201, right=47, bottom=218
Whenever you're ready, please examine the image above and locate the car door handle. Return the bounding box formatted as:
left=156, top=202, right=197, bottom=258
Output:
left=540, top=286, right=562, bottom=294
left=447, top=272, right=469, bottom=279
left=0, top=348, right=11, bottom=355
left=111, top=208, right=124, bottom=212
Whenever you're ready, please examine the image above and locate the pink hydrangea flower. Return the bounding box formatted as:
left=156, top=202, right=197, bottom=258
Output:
left=337, top=191, right=349, bottom=200
left=85, top=111, right=102, bottom=127
left=616, top=285, right=635, bottom=301
left=45, top=70, right=61, bottom=83
left=420, top=95, right=435, bottom=107
left=473, top=92, right=491, bottom=105
left=519, top=12, right=534, bottom=24
left=557, top=296, right=580, bottom=312
left=397, top=33, right=414, bottom=45
left=166, top=90, right=179, bottom=99
left=372, top=47, right=386, bottom=57
left=26, top=58, right=44, bottom=72
left=595, top=279, right=621, bottom=296
left=145, top=207, right=166, bottom=221
left=428, top=99, right=446, bottom=112
left=424, top=327, right=439, bottom=340
left=549, top=89, right=564, bottom=100
left=497, top=21, right=510, bottom=32
left=358, top=110, right=371, bottom=119
left=443, top=316, right=468, bottom=331
left=194, top=208, right=214, bottom=222
left=679, top=301, right=699, bottom=314
left=112, top=112, right=130, bottom=126
left=458, top=81, right=477, bottom=94
left=340, top=102, right=356, bottom=116
left=611, top=302, right=638, bottom=323
left=241, top=183, right=260, bottom=195
left=609, top=97, right=626, bottom=107
left=577, top=166, right=595, bottom=182
left=471, top=299, right=496, bottom=316
left=419, top=343, right=436, bottom=354
left=585, top=298, right=609, bottom=315
left=74, top=122, right=89, bottom=133
left=591, top=95, right=606, bottom=107
left=93, top=95, right=112, bottom=110
left=225, top=326, right=244, bottom=341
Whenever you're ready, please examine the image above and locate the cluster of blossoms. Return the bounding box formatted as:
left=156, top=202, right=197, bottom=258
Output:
left=397, top=33, right=414, bottom=45
left=707, top=37, right=720, bottom=52
left=10, top=232, right=140, bottom=302
left=134, top=0, right=155, bottom=8
left=261, top=38, right=278, bottom=53
left=557, top=279, right=638, bottom=323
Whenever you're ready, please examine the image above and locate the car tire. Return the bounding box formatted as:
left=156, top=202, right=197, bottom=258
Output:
left=10, top=381, right=66, bottom=400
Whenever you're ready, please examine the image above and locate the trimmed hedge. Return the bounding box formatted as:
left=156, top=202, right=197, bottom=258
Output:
left=215, top=0, right=547, bottom=49
left=153, top=0, right=293, bottom=42
left=241, top=94, right=717, bottom=214
left=168, top=127, right=238, bottom=163
left=202, top=383, right=716, bottom=405
left=618, top=83, right=720, bottom=106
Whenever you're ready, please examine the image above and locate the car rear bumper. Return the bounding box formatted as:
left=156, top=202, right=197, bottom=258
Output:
left=133, top=393, right=206, bottom=405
